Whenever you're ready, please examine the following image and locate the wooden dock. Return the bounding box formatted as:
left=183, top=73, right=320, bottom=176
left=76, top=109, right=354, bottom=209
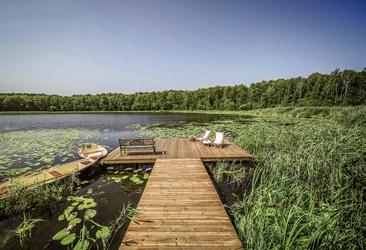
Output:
left=103, top=138, right=252, bottom=164
left=120, top=158, right=243, bottom=249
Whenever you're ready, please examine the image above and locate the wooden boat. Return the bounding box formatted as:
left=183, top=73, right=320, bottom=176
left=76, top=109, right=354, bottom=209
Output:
left=0, top=144, right=108, bottom=199
left=78, top=143, right=108, bottom=160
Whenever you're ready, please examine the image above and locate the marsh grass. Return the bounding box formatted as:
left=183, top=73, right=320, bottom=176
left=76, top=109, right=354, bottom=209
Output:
left=232, top=121, right=365, bottom=249
left=211, top=161, right=249, bottom=185
left=0, top=174, right=79, bottom=217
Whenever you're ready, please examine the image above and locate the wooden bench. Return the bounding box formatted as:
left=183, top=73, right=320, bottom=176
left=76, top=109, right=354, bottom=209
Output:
left=119, top=138, right=156, bottom=155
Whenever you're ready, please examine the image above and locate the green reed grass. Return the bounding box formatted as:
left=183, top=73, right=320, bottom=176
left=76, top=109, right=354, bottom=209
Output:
left=211, top=161, right=248, bottom=184
left=0, top=175, right=78, bottom=217
left=232, top=120, right=365, bottom=249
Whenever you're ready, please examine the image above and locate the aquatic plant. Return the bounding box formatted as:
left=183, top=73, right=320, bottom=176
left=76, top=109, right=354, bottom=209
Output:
left=0, top=129, right=104, bottom=179
left=54, top=195, right=110, bottom=249
left=231, top=121, right=365, bottom=249
left=129, top=174, right=144, bottom=185
left=54, top=195, right=136, bottom=250
left=0, top=175, right=78, bottom=217
left=211, top=161, right=248, bottom=184
left=15, top=213, right=44, bottom=247
left=109, top=172, right=147, bottom=185
left=0, top=213, right=44, bottom=247
left=105, top=203, right=137, bottom=249
left=133, top=118, right=252, bottom=140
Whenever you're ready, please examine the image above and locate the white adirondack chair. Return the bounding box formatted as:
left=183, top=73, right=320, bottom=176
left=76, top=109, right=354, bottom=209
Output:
left=197, top=130, right=210, bottom=141
left=212, top=132, right=224, bottom=147
left=203, top=132, right=224, bottom=147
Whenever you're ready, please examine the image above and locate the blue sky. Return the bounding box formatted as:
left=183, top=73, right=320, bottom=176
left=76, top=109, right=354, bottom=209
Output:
left=0, top=0, right=365, bottom=95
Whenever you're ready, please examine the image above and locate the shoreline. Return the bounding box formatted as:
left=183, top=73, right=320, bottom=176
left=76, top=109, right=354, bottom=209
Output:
left=0, top=106, right=363, bottom=119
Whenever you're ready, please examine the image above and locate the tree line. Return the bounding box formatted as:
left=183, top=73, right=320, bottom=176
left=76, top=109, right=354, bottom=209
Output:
left=1, top=68, right=365, bottom=111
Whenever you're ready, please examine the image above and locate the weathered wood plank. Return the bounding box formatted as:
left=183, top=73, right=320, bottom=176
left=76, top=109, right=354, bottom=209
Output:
left=120, top=158, right=243, bottom=249
left=103, top=138, right=252, bottom=164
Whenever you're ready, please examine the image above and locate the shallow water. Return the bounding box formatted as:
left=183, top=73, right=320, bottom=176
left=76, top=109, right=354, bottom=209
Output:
left=0, top=113, right=238, bottom=249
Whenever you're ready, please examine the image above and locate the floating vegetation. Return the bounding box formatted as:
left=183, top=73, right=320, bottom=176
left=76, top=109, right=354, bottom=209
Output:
left=110, top=177, right=122, bottom=183
left=0, top=129, right=104, bottom=179
left=109, top=172, right=146, bottom=185
left=132, top=118, right=263, bottom=141
left=54, top=196, right=109, bottom=249
left=130, top=174, right=144, bottom=185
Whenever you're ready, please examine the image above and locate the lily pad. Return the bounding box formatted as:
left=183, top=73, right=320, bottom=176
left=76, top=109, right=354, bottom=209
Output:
left=74, top=239, right=89, bottom=250
left=60, top=233, right=76, bottom=245
left=53, top=229, right=70, bottom=241
left=58, top=214, right=65, bottom=221
left=95, top=227, right=110, bottom=239
left=68, top=218, right=81, bottom=227
left=84, top=209, right=97, bottom=219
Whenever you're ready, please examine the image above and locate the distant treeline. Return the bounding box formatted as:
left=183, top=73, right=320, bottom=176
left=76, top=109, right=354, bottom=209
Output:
left=1, top=68, right=365, bottom=111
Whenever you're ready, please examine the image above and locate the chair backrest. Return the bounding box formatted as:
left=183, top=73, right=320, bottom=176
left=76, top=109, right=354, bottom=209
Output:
left=202, top=130, right=210, bottom=140
left=119, top=138, right=155, bottom=146
left=214, top=132, right=224, bottom=144
left=119, top=139, right=131, bottom=146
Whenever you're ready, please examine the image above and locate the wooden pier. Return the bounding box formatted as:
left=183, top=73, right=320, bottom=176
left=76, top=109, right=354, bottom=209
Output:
left=103, top=138, right=252, bottom=164
left=109, top=139, right=252, bottom=249
left=120, top=158, right=243, bottom=249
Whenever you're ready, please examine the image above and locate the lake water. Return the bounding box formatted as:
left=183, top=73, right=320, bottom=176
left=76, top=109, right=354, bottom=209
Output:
left=0, top=113, right=229, bottom=146
left=0, top=113, right=236, bottom=249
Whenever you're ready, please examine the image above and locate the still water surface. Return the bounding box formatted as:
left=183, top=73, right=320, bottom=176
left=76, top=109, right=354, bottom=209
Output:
left=0, top=113, right=226, bottom=147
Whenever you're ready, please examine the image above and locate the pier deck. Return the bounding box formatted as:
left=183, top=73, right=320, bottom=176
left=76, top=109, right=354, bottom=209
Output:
left=120, top=158, right=243, bottom=249
left=103, top=138, right=252, bottom=164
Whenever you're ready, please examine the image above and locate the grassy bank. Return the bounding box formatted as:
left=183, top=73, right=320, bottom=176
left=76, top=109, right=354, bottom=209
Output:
left=134, top=107, right=365, bottom=249
left=1, top=105, right=364, bottom=116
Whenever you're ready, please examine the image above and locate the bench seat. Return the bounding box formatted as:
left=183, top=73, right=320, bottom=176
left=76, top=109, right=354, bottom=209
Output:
left=119, top=138, right=156, bottom=155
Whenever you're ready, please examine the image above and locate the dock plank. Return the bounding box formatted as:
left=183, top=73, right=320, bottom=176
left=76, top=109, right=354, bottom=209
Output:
left=103, top=138, right=252, bottom=164
left=120, top=158, right=243, bottom=249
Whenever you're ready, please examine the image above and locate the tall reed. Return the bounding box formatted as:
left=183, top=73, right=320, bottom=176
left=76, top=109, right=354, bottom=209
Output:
left=232, top=120, right=365, bottom=249
left=0, top=175, right=78, bottom=217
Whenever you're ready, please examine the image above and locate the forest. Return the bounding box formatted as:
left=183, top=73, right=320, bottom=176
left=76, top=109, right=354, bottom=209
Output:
left=1, top=68, right=365, bottom=112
